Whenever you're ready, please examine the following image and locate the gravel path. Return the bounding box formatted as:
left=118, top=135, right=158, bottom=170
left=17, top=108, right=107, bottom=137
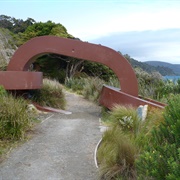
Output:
left=0, top=91, right=102, bottom=180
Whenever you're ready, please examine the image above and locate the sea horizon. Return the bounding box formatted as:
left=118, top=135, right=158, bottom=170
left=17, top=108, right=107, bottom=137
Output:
left=163, top=75, right=180, bottom=81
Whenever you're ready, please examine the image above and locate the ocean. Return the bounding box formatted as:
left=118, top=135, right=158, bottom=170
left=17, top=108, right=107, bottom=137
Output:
left=163, top=76, right=180, bottom=81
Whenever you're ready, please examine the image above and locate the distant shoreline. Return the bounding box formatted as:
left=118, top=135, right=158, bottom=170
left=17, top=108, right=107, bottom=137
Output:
left=163, top=76, right=180, bottom=81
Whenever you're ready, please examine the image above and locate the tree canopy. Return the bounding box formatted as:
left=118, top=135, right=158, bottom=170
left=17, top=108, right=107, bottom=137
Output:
left=20, top=20, right=73, bottom=44
left=0, top=14, right=35, bottom=34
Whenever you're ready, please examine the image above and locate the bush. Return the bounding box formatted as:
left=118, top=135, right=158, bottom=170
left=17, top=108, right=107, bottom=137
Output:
left=65, top=76, right=105, bottom=103
left=0, top=85, right=7, bottom=96
left=0, top=94, right=35, bottom=140
left=135, top=107, right=164, bottom=149
left=135, top=68, right=164, bottom=100
left=136, top=95, right=180, bottom=179
left=32, top=78, right=66, bottom=109
left=65, top=77, right=86, bottom=93
left=82, top=77, right=104, bottom=102
left=83, top=61, right=116, bottom=82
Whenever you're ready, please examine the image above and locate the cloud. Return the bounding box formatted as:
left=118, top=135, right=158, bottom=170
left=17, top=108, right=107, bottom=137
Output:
left=90, top=29, right=180, bottom=64
left=71, top=1, right=180, bottom=40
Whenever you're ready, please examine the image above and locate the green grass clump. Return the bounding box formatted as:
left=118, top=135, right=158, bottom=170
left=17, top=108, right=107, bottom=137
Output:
left=109, top=105, right=141, bottom=137
left=97, top=126, right=138, bottom=180
left=0, top=94, right=35, bottom=140
left=32, top=78, right=66, bottom=109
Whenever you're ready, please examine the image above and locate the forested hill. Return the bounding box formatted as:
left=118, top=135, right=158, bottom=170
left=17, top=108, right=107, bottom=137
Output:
left=145, top=61, right=180, bottom=75
left=124, top=54, right=176, bottom=76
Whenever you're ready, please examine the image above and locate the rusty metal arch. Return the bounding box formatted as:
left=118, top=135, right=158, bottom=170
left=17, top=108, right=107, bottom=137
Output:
left=0, top=35, right=165, bottom=109
left=7, top=35, right=138, bottom=96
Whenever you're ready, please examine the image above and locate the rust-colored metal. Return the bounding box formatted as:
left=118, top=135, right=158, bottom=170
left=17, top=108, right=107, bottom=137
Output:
left=99, top=85, right=166, bottom=109
left=32, top=102, right=72, bottom=114
left=7, top=35, right=138, bottom=97
left=0, top=35, right=165, bottom=109
left=0, top=71, right=42, bottom=90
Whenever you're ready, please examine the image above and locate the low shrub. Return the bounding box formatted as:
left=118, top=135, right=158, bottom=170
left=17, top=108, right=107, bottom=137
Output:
left=136, top=95, right=180, bottom=179
left=65, top=77, right=86, bottom=93
left=135, top=107, right=164, bottom=149
left=65, top=76, right=105, bottom=102
left=32, top=78, right=66, bottom=109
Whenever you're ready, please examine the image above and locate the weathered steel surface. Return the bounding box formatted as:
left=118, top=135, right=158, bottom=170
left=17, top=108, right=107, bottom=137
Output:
left=0, top=71, right=42, bottom=90
left=0, top=35, right=165, bottom=109
left=99, top=85, right=166, bottom=109
left=7, top=35, right=138, bottom=97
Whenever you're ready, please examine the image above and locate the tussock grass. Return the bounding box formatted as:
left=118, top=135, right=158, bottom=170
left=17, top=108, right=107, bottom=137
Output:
left=82, top=77, right=104, bottom=102
left=32, top=78, right=66, bottom=109
left=109, top=105, right=141, bottom=137
left=107, top=77, right=120, bottom=88
left=0, top=86, right=38, bottom=161
left=98, top=104, right=165, bottom=179
left=0, top=59, right=7, bottom=71
left=98, top=126, right=138, bottom=180
left=0, top=94, right=35, bottom=140
left=65, top=77, right=86, bottom=93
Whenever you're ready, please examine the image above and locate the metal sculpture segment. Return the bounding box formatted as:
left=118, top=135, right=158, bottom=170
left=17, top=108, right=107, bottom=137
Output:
left=7, top=35, right=138, bottom=97
left=0, top=71, right=42, bottom=90
left=0, top=35, right=165, bottom=109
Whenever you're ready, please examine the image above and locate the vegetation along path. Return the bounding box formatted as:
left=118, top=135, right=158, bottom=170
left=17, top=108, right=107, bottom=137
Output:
left=0, top=91, right=102, bottom=180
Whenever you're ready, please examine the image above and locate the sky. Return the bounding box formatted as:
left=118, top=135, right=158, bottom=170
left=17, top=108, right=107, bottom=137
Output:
left=0, top=0, right=180, bottom=64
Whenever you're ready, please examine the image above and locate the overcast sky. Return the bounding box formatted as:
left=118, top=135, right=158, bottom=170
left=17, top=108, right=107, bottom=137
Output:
left=0, top=0, right=180, bottom=64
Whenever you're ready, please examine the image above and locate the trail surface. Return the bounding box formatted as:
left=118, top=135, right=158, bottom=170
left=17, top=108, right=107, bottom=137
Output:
left=0, top=91, right=102, bottom=180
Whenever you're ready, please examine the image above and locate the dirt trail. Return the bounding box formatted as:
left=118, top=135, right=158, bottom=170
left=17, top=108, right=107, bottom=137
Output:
left=0, top=91, right=102, bottom=180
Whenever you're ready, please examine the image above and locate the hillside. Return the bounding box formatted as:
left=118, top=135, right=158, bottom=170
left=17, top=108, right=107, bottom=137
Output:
left=145, top=61, right=180, bottom=75
left=0, top=28, right=17, bottom=65
left=124, top=54, right=176, bottom=76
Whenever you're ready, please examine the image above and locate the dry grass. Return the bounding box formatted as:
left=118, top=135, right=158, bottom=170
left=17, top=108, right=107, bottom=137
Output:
left=32, top=78, right=66, bottom=109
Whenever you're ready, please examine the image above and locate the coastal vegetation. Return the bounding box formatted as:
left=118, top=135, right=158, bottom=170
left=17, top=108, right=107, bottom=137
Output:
left=31, top=78, right=66, bottom=109
left=0, top=14, right=180, bottom=179
left=0, top=79, right=66, bottom=161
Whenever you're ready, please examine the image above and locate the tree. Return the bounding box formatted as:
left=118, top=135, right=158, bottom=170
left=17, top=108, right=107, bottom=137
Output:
left=0, top=15, right=13, bottom=31
left=19, top=20, right=73, bottom=44
left=0, top=14, right=35, bottom=34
